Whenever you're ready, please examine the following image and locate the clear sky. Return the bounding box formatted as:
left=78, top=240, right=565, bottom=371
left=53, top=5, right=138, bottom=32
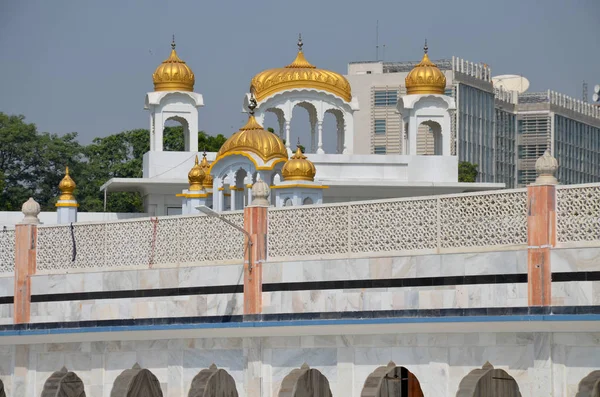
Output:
left=1, top=0, right=599, bottom=150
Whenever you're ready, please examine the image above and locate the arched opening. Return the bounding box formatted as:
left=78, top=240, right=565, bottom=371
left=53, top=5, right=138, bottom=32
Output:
left=41, top=367, right=86, bottom=397
left=324, top=109, right=344, bottom=154
left=279, top=363, right=332, bottom=397
left=264, top=108, right=285, bottom=139
left=416, top=120, right=442, bottom=155
left=0, top=379, right=4, bottom=397
left=360, top=361, right=423, bottom=397
left=188, top=363, right=239, bottom=397
left=456, top=362, right=522, bottom=397
left=111, top=363, right=163, bottom=397
left=284, top=197, right=293, bottom=207
left=235, top=168, right=248, bottom=208
left=164, top=116, right=190, bottom=151
left=291, top=103, right=317, bottom=153
left=576, top=370, right=600, bottom=397
left=303, top=197, right=313, bottom=205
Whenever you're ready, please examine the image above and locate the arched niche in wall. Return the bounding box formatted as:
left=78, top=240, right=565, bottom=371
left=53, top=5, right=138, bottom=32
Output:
left=110, top=363, right=163, bottom=397
left=279, top=363, right=332, bottom=397
left=576, top=370, right=600, bottom=397
left=0, top=379, right=6, bottom=397
left=41, top=366, right=86, bottom=397
left=360, top=361, right=423, bottom=397
left=187, top=363, right=239, bottom=397
left=456, top=362, right=522, bottom=397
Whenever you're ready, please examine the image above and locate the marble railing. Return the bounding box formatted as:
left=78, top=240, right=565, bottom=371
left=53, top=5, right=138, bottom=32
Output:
left=556, top=183, right=600, bottom=244
left=0, top=228, right=14, bottom=274
left=35, top=211, right=244, bottom=272
left=267, top=188, right=529, bottom=260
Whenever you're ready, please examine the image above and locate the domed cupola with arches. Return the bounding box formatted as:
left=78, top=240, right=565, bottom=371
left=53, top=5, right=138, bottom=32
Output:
left=245, top=34, right=360, bottom=155
left=209, top=96, right=289, bottom=211
left=397, top=40, right=456, bottom=156
left=145, top=36, right=204, bottom=152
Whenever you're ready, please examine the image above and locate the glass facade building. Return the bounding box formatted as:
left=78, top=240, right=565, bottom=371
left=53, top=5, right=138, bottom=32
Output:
left=555, top=114, right=600, bottom=184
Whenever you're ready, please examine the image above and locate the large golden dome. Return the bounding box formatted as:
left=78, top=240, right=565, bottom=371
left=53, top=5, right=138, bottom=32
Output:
left=405, top=41, right=446, bottom=95
left=152, top=37, right=195, bottom=92
left=216, top=98, right=288, bottom=164
left=282, top=146, right=316, bottom=181
left=250, top=35, right=352, bottom=102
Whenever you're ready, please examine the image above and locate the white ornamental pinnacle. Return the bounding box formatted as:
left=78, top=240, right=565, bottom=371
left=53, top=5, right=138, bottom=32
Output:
left=534, top=149, right=559, bottom=185
left=21, top=197, right=41, bottom=225
left=251, top=177, right=270, bottom=206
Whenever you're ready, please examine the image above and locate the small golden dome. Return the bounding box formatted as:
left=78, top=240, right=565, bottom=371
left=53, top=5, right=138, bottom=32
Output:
left=282, top=146, right=316, bottom=181
left=405, top=41, right=446, bottom=95
left=58, top=166, right=76, bottom=201
left=250, top=35, right=352, bottom=102
left=152, top=37, right=195, bottom=92
left=188, top=155, right=205, bottom=191
left=199, top=152, right=213, bottom=188
left=217, top=97, right=288, bottom=163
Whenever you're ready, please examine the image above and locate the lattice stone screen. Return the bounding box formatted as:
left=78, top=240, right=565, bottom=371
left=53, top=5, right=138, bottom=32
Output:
left=268, top=189, right=528, bottom=260
left=36, top=212, right=244, bottom=272
left=556, top=184, right=600, bottom=243
left=0, top=229, right=15, bottom=274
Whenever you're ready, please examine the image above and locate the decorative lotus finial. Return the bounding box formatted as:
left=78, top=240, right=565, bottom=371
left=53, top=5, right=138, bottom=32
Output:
left=251, top=175, right=270, bottom=206
left=21, top=197, right=41, bottom=225
left=534, top=149, right=558, bottom=185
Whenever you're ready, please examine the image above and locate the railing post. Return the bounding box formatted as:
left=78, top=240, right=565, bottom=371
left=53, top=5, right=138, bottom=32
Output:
left=14, top=198, right=40, bottom=324
left=243, top=180, right=269, bottom=316
left=527, top=151, right=558, bottom=306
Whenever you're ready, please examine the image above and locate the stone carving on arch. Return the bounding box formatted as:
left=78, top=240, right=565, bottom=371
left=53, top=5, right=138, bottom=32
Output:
left=187, top=363, right=239, bottom=397
left=110, top=363, right=163, bottom=397
left=279, top=363, right=332, bottom=397
left=41, top=366, right=86, bottom=397
left=576, top=370, right=600, bottom=397
left=456, top=362, right=522, bottom=397
left=360, top=361, right=423, bottom=397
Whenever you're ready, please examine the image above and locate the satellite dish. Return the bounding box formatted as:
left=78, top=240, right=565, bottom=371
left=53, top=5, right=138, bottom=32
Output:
left=594, top=84, right=600, bottom=94
left=492, top=74, right=530, bottom=94
left=593, top=93, right=599, bottom=102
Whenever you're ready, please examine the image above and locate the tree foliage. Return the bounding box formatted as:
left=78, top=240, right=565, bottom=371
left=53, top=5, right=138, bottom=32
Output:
left=458, top=161, right=479, bottom=182
left=0, top=112, right=227, bottom=212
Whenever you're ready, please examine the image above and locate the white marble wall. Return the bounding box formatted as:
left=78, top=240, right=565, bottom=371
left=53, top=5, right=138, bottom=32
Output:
left=262, top=252, right=528, bottom=314
left=551, top=248, right=600, bottom=306
left=551, top=247, right=600, bottom=272
left=29, top=265, right=244, bottom=323
left=0, top=276, right=12, bottom=324
left=2, top=332, right=599, bottom=397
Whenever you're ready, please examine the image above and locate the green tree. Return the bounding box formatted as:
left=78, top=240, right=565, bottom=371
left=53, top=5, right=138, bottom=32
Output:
left=0, top=113, right=82, bottom=211
left=458, top=161, right=479, bottom=182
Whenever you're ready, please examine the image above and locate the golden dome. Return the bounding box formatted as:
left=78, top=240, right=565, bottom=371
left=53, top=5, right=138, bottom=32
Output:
left=199, top=152, right=213, bottom=188
left=216, top=98, right=288, bottom=163
left=250, top=35, right=352, bottom=102
left=152, top=37, right=195, bottom=92
left=405, top=41, right=446, bottom=95
left=188, top=155, right=205, bottom=191
left=58, top=166, right=76, bottom=201
left=282, top=146, right=316, bottom=181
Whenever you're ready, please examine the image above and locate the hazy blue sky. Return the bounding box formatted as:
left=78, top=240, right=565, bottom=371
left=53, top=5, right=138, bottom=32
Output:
left=1, top=0, right=599, bottom=151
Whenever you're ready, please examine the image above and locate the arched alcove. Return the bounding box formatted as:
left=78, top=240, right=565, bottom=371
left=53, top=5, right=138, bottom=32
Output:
left=291, top=102, right=317, bottom=153
left=163, top=116, right=189, bottom=151
left=303, top=197, right=313, bottom=205
left=360, top=361, right=423, bottom=397
left=416, top=120, right=442, bottom=155
left=324, top=109, right=344, bottom=154
left=41, top=366, right=86, bottom=397
left=110, top=363, right=163, bottom=397
left=456, top=362, right=522, bottom=397
left=187, top=363, right=239, bottom=397
left=279, top=363, right=332, bottom=397
left=576, top=370, right=600, bottom=397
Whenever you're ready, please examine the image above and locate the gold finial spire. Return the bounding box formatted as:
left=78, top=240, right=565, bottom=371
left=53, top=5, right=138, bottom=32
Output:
left=298, top=33, right=303, bottom=52
left=248, top=92, right=257, bottom=115
left=188, top=155, right=205, bottom=191
left=424, top=38, right=428, bottom=54
left=58, top=166, right=76, bottom=201
left=171, top=34, right=176, bottom=50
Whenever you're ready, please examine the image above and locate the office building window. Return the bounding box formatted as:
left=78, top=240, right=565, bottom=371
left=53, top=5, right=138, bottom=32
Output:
left=374, top=90, right=397, bottom=106
left=374, top=146, right=386, bottom=154
left=374, top=119, right=386, bottom=135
